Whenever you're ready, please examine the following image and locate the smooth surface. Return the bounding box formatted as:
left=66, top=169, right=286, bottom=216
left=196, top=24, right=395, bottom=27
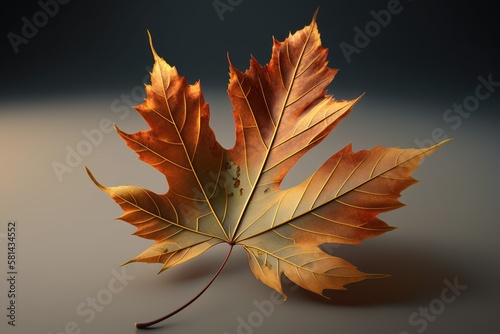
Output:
left=0, top=92, right=498, bottom=334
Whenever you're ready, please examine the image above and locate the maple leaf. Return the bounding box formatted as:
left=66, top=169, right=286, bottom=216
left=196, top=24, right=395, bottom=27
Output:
left=87, top=11, right=448, bottom=328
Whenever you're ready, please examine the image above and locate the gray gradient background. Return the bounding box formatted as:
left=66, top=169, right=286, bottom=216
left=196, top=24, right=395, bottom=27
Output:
left=1, top=1, right=499, bottom=333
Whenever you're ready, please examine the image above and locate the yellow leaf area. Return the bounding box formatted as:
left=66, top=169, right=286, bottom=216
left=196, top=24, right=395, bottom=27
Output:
left=87, top=11, right=448, bottom=300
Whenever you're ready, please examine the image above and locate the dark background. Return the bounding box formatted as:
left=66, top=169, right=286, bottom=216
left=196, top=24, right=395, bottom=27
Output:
left=1, top=0, right=498, bottom=109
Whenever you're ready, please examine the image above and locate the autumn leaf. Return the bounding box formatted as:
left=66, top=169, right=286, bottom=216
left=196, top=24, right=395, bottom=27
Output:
left=86, top=11, right=448, bottom=328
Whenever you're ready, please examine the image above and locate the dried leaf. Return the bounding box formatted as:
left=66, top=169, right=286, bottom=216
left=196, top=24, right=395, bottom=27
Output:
left=87, top=11, right=447, bottom=316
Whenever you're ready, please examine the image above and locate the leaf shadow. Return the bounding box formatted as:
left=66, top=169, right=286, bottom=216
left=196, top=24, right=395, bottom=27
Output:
left=157, top=240, right=473, bottom=308
left=283, top=240, right=473, bottom=306
left=135, top=324, right=177, bottom=332
left=160, top=245, right=249, bottom=283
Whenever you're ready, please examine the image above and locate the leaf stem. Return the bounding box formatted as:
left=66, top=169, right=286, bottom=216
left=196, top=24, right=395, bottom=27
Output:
left=135, top=244, right=234, bottom=329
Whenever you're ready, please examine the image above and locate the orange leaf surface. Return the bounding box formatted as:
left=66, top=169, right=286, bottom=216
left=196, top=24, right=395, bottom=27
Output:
left=87, top=11, right=447, bottom=312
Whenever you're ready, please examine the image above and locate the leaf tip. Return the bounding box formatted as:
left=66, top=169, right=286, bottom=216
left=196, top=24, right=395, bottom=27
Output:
left=419, top=137, right=453, bottom=157
left=119, top=259, right=134, bottom=267
left=157, top=265, right=169, bottom=275
left=226, top=52, right=233, bottom=70
left=85, top=166, right=106, bottom=191
left=321, top=292, right=334, bottom=300
left=114, top=124, right=131, bottom=141
left=347, top=92, right=365, bottom=107
left=438, top=137, right=454, bottom=146
left=147, top=29, right=160, bottom=61
left=311, top=7, right=319, bottom=25
left=370, top=273, right=391, bottom=279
